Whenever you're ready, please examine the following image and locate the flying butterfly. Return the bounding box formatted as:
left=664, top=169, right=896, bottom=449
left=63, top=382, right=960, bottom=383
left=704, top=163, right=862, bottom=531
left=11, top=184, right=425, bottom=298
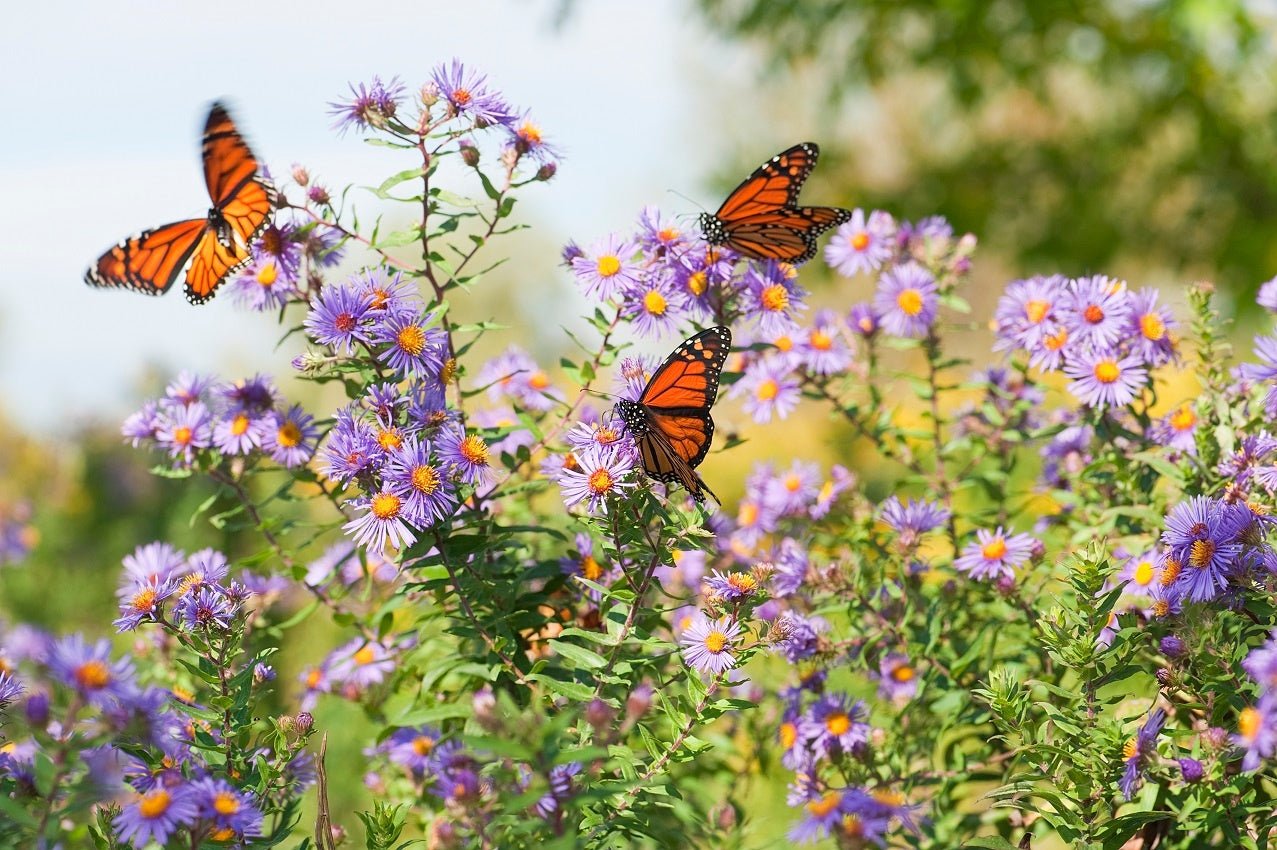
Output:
left=85, top=102, right=277, bottom=304
left=614, top=326, right=731, bottom=504
left=697, top=142, right=851, bottom=265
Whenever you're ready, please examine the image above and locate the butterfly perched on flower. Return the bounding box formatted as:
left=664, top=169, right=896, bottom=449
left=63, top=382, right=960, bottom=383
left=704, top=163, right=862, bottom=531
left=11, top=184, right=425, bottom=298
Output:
left=84, top=102, right=277, bottom=304
left=698, top=142, right=851, bottom=265
left=614, top=326, right=731, bottom=504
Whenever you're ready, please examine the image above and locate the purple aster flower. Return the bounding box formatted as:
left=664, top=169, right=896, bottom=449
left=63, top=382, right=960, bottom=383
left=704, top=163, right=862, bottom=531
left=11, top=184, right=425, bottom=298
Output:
left=620, top=273, right=688, bottom=338
left=742, top=261, right=807, bottom=336
left=1118, top=549, right=1161, bottom=595
left=847, top=302, right=879, bottom=337
left=1244, top=631, right=1277, bottom=693
left=478, top=346, right=562, bottom=412
left=1120, top=708, right=1165, bottom=799
left=1178, top=757, right=1204, bottom=783
left=175, top=587, right=237, bottom=631
left=1126, top=288, right=1177, bottom=366
left=344, top=490, right=418, bottom=553
left=47, top=635, right=135, bottom=706
left=217, top=374, right=278, bottom=416
left=154, top=402, right=212, bottom=464
left=777, top=613, right=825, bottom=663
left=165, top=371, right=216, bottom=406
left=371, top=310, right=447, bottom=379
left=211, top=410, right=266, bottom=456
left=729, top=493, right=780, bottom=554
left=181, top=547, right=230, bottom=591
left=1161, top=496, right=1246, bottom=602
left=616, top=355, right=660, bottom=402
left=429, top=59, right=515, bottom=126
left=771, top=537, right=810, bottom=596
left=636, top=205, right=689, bottom=253
left=789, top=788, right=858, bottom=844
left=798, top=310, right=853, bottom=375
left=558, top=443, right=636, bottom=515
left=954, top=527, right=1036, bottom=581
left=381, top=726, right=441, bottom=777
left=329, top=638, right=400, bottom=692
left=364, top=383, right=408, bottom=425
left=227, top=257, right=299, bottom=311
left=263, top=404, right=318, bottom=468
left=329, top=76, right=406, bottom=134
left=1260, top=276, right=1277, bottom=312
left=680, top=614, right=744, bottom=675
left=801, top=693, right=870, bottom=761
left=565, top=418, right=628, bottom=454
left=811, top=465, right=856, bottom=520
left=876, top=653, right=919, bottom=702
left=0, top=671, right=22, bottom=707
left=437, top=428, right=497, bottom=486
left=384, top=438, right=457, bottom=528
left=1026, top=322, right=1073, bottom=372
left=1061, top=275, right=1132, bottom=350
left=319, top=409, right=382, bottom=484
left=114, top=577, right=176, bottom=632
left=121, top=542, right=187, bottom=588
left=704, top=569, right=760, bottom=602
left=122, top=400, right=161, bottom=446
left=732, top=358, right=801, bottom=423
left=355, top=269, right=422, bottom=317
left=189, top=777, right=263, bottom=839
left=874, top=262, right=937, bottom=339
left=1237, top=693, right=1277, bottom=771
left=570, top=234, right=642, bottom=301
left=879, top=496, right=949, bottom=548
left=505, top=111, right=558, bottom=164
left=114, top=784, right=199, bottom=847
left=1063, top=351, right=1148, bottom=409
left=1148, top=402, right=1198, bottom=455
left=534, top=762, right=582, bottom=820
left=765, top=461, right=823, bottom=516
left=305, top=282, right=374, bottom=354
left=824, top=209, right=896, bottom=277
left=993, top=275, right=1065, bottom=353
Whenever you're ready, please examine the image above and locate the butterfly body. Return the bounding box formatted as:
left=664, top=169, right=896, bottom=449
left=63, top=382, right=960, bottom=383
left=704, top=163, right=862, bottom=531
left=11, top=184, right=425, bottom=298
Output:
left=699, top=142, right=851, bottom=265
left=615, top=326, right=731, bottom=504
left=85, top=102, right=276, bottom=304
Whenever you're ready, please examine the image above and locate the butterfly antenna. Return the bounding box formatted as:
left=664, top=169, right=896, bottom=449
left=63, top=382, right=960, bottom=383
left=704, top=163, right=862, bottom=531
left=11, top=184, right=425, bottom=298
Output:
left=579, top=388, right=617, bottom=402
left=667, top=189, right=706, bottom=214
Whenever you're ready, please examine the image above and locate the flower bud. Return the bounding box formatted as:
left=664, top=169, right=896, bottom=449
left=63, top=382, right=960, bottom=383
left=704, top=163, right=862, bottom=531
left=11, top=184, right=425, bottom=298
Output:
left=1159, top=635, right=1187, bottom=660
left=24, top=691, right=49, bottom=728
left=473, top=686, right=500, bottom=731
left=290, top=164, right=310, bottom=186
left=1155, top=667, right=1173, bottom=686
left=710, top=802, right=737, bottom=830
left=1203, top=726, right=1229, bottom=749
left=1178, top=757, right=1204, bottom=783
left=536, top=162, right=558, bottom=182
left=277, top=714, right=296, bottom=733
left=295, top=712, right=314, bottom=735
left=307, top=184, right=331, bottom=205
left=624, top=683, right=653, bottom=730
left=459, top=139, right=480, bottom=168
left=585, top=698, right=615, bottom=732
left=420, top=82, right=441, bottom=107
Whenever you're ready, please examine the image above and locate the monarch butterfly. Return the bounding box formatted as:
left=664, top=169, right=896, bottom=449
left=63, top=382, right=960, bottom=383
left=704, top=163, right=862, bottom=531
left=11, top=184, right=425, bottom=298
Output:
left=84, top=102, right=277, bottom=304
left=698, top=142, right=851, bottom=265
left=614, top=326, right=731, bottom=504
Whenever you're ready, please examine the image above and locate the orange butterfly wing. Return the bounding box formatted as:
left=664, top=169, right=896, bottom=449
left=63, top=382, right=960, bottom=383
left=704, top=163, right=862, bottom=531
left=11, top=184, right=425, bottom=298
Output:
left=715, top=143, right=820, bottom=221
left=84, top=219, right=210, bottom=296
left=184, top=230, right=251, bottom=305
left=202, top=102, right=276, bottom=246
left=721, top=207, right=854, bottom=264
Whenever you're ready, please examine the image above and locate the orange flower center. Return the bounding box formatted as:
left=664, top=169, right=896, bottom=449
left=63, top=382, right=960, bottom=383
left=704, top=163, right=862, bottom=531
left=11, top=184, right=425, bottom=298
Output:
left=173, top=426, right=193, bottom=446
left=1024, top=299, right=1050, bottom=324
left=892, top=665, right=916, bottom=683
left=137, top=790, right=172, bottom=819
left=452, top=88, right=472, bottom=106
left=896, top=288, right=923, bottom=316
left=75, top=660, right=111, bottom=690
left=413, top=736, right=435, bottom=756
left=738, top=502, right=759, bottom=526
left=1044, top=327, right=1069, bottom=351
left=755, top=379, right=779, bottom=401
left=529, top=371, right=550, bottom=390
left=396, top=325, right=426, bottom=356
left=809, top=329, right=833, bottom=351
left=230, top=414, right=250, bottom=436
left=460, top=435, right=489, bottom=465
left=1240, top=706, right=1262, bottom=741
left=588, top=468, right=614, bottom=494
left=1140, top=313, right=1166, bottom=341
left=1170, top=404, right=1196, bottom=432
left=686, top=271, right=708, bottom=296
left=806, top=791, right=841, bottom=818
left=1093, top=359, right=1120, bottom=384
left=213, top=792, right=240, bottom=816
left=850, top=231, right=870, bottom=251
left=131, top=587, right=158, bottom=613
left=780, top=721, right=797, bottom=749
left=760, top=284, right=789, bottom=313
left=378, top=428, right=403, bottom=451
left=277, top=421, right=302, bottom=448
left=1189, top=539, right=1215, bottom=568
left=825, top=711, right=851, bottom=736
left=354, top=646, right=376, bottom=665
left=371, top=492, right=402, bottom=520
left=1083, top=304, right=1105, bottom=324
left=981, top=537, right=1008, bottom=560
left=411, top=465, right=440, bottom=494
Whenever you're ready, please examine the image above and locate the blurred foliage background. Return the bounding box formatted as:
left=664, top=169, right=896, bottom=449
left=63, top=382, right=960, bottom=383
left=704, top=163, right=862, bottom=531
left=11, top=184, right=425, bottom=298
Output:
left=6, top=0, right=1277, bottom=844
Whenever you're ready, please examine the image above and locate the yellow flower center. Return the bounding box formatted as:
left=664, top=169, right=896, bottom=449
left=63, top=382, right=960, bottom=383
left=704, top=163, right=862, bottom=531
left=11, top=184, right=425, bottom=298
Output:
left=138, top=789, right=172, bottom=819
left=1152, top=599, right=1170, bottom=618
left=892, top=665, right=916, bottom=683
left=840, top=814, right=865, bottom=838
left=75, top=660, right=111, bottom=690
left=1161, top=558, right=1182, bottom=586
left=780, top=721, right=797, bottom=749
left=588, top=468, right=614, bottom=494
left=643, top=290, right=668, bottom=316
left=411, top=465, right=440, bottom=494
left=377, top=428, right=403, bottom=451
left=872, top=789, right=904, bottom=807
left=256, top=261, right=278, bottom=287
left=230, top=414, right=250, bottom=436
left=131, top=587, right=158, bottom=613
left=1123, top=738, right=1139, bottom=760
left=173, top=426, right=193, bottom=447
left=518, top=121, right=542, bottom=145
left=738, top=502, right=759, bottom=526
left=1025, top=299, right=1050, bottom=324
left=354, top=646, right=376, bottom=665
left=1170, top=404, right=1196, bottom=432
left=760, top=284, right=789, bottom=313
left=1134, top=560, right=1155, bottom=585
left=981, top=537, right=1008, bottom=560
left=773, top=334, right=793, bottom=352
left=596, top=255, right=621, bottom=277
left=686, top=271, right=708, bottom=296
left=703, top=629, right=728, bottom=653
left=581, top=555, right=603, bottom=580
left=1045, top=327, right=1069, bottom=351
left=529, top=371, right=550, bottom=390
left=1093, top=359, right=1120, bottom=384
left=727, top=573, right=757, bottom=593
left=825, top=711, right=851, bottom=736
left=277, top=421, right=302, bottom=448
left=210, top=828, right=235, bottom=841
left=850, top=231, right=870, bottom=251
left=306, top=668, right=323, bottom=688
left=896, top=288, right=924, bottom=316
left=755, top=379, right=779, bottom=401
left=371, top=492, right=402, bottom=520
left=1240, top=706, right=1262, bottom=741
left=460, top=435, right=489, bottom=465
left=413, top=736, right=435, bottom=756
left=440, top=358, right=458, bottom=384
left=213, top=792, right=240, bottom=816
left=784, top=474, right=802, bottom=492
left=809, top=329, right=833, bottom=351
left=396, top=325, right=426, bottom=356
left=806, top=792, right=841, bottom=818
left=1189, top=539, right=1215, bottom=568
left=1084, top=304, right=1105, bottom=324
left=1140, top=312, right=1166, bottom=341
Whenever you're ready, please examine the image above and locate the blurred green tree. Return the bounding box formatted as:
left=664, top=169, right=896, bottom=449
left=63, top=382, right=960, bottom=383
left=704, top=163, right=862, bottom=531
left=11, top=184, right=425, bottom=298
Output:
left=696, top=0, right=1277, bottom=296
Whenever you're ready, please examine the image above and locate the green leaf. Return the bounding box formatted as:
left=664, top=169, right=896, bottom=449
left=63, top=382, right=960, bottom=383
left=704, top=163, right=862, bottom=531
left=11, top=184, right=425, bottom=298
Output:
left=547, top=640, right=608, bottom=669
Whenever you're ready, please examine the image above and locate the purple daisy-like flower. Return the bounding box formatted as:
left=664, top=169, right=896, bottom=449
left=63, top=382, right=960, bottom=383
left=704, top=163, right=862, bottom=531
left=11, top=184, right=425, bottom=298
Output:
left=114, top=784, right=199, bottom=848
left=211, top=410, right=267, bottom=456
left=824, top=209, right=895, bottom=277
left=1061, top=275, right=1132, bottom=350
left=329, top=637, right=399, bottom=691
left=319, top=409, right=383, bottom=485
left=305, top=282, right=374, bottom=354
left=558, top=443, right=636, bottom=515
left=765, top=461, right=823, bottom=516
left=636, top=205, right=689, bottom=253
left=1120, top=708, right=1166, bottom=799
left=876, top=653, right=919, bottom=702
left=1244, top=631, right=1277, bottom=693
left=798, top=310, right=854, bottom=375
left=1063, top=351, right=1148, bottom=409
left=1026, top=322, right=1073, bottom=372
left=355, top=269, right=422, bottom=317
left=621, top=273, right=688, bottom=338
left=122, top=400, right=161, bottom=447
left=954, top=527, right=1036, bottom=581
left=382, top=726, right=441, bottom=777
left=777, top=612, right=825, bottom=663
left=770, top=537, right=810, bottom=596
left=1237, top=693, right=1277, bottom=771
left=1161, top=496, right=1246, bottom=602
left=0, top=671, right=22, bottom=707
left=384, top=438, right=458, bottom=528
left=533, top=762, right=582, bottom=820
left=437, top=428, right=496, bottom=486
left=680, top=614, right=744, bottom=675
left=114, top=577, right=176, bottom=632
left=789, top=788, right=855, bottom=844
left=733, top=358, right=801, bottom=423
left=847, top=302, right=879, bottom=337
left=47, top=635, right=135, bottom=706
left=218, top=374, right=279, bottom=415
left=879, top=496, right=949, bottom=548
left=227, top=257, right=299, bottom=311
left=570, top=234, right=642, bottom=301
left=189, top=777, right=264, bottom=838
left=121, top=541, right=187, bottom=588
left=1126, top=287, right=1177, bottom=366
left=344, top=490, right=418, bottom=553
left=504, top=110, right=558, bottom=164
left=263, top=404, right=318, bottom=468
left=993, top=275, right=1065, bottom=353
left=1148, top=402, right=1198, bottom=455
left=155, top=402, right=213, bottom=464
left=1118, top=549, right=1160, bottom=596
left=371, top=310, right=447, bottom=380
left=175, top=587, right=237, bottom=631
left=811, top=465, right=856, bottom=520
left=430, top=59, right=515, bottom=126
left=801, top=693, right=871, bottom=761
left=615, top=355, right=660, bottom=402
left=478, top=346, right=561, bottom=412
left=329, top=75, right=406, bottom=134
left=704, top=569, right=760, bottom=602
left=165, top=371, right=216, bottom=406
left=874, top=262, right=937, bottom=339
left=742, top=261, right=807, bottom=336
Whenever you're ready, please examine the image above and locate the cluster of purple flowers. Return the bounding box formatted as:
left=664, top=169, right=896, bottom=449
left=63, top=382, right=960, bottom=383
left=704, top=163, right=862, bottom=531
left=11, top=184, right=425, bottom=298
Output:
left=122, top=371, right=317, bottom=470
left=112, top=542, right=252, bottom=633
left=993, top=274, right=1177, bottom=409
left=1156, top=495, right=1274, bottom=605
left=226, top=221, right=344, bottom=312
left=1237, top=631, right=1277, bottom=770
left=298, top=631, right=417, bottom=708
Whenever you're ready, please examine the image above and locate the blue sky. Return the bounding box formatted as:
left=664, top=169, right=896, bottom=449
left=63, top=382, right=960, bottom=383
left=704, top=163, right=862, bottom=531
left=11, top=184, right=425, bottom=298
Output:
left=0, top=0, right=775, bottom=430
